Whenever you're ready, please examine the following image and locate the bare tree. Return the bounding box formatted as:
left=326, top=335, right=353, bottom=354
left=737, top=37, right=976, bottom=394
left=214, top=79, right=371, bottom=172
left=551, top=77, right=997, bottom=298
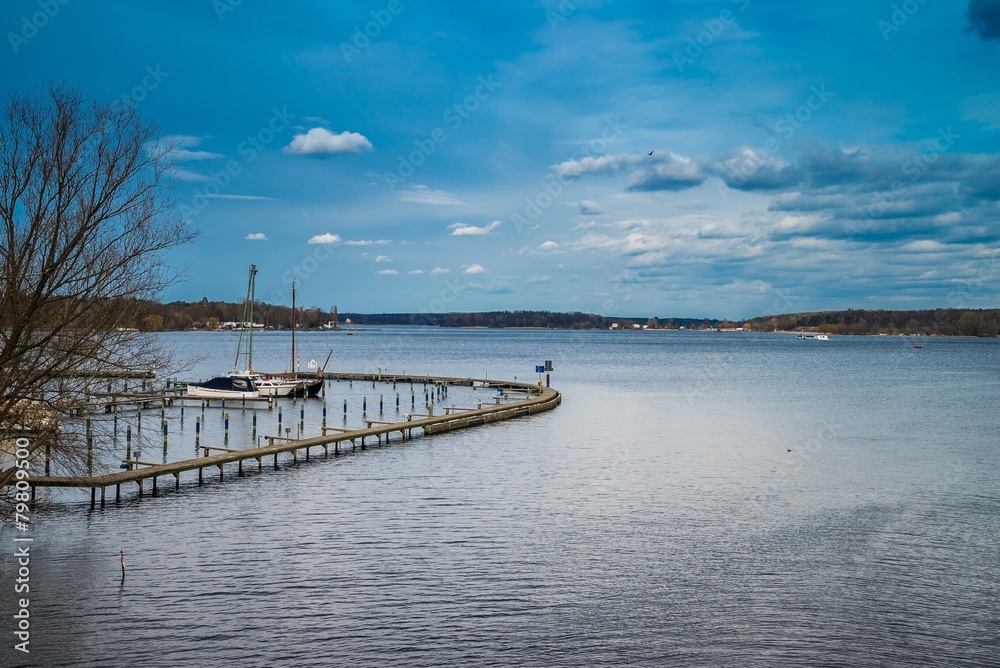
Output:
left=0, top=83, right=195, bottom=492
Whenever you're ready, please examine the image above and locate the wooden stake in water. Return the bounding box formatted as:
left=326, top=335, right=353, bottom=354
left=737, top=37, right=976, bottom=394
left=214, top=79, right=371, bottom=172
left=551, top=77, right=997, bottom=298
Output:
left=86, top=418, right=93, bottom=476
left=126, top=425, right=132, bottom=464
left=195, top=416, right=200, bottom=447
left=252, top=410, right=257, bottom=439
left=120, top=550, right=125, bottom=581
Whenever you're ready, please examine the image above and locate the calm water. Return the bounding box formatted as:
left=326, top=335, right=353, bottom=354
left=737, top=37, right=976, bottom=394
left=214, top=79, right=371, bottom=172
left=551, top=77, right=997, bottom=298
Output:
left=2, top=329, right=998, bottom=667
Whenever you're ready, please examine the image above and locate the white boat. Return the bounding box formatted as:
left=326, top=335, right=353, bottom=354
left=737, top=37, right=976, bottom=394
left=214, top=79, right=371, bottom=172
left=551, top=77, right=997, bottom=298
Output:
left=186, top=374, right=260, bottom=399
left=815, top=334, right=830, bottom=341
left=230, top=371, right=302, bottom=397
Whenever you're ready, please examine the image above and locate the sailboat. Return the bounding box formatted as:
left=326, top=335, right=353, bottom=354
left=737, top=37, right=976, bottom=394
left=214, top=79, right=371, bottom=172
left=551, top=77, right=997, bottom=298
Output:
left=289, top=278, right=325, bottom=397
left=228, top=264, right=302, bottom=397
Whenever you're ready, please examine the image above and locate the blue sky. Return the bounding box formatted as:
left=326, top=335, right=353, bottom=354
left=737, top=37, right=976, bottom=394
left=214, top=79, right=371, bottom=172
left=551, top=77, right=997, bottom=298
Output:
left=3, top=0, right=999, bottom=318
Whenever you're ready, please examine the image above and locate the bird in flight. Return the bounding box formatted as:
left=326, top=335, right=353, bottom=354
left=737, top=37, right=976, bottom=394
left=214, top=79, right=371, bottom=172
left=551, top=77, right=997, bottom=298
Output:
left=647, top=150, right=654, bottom=156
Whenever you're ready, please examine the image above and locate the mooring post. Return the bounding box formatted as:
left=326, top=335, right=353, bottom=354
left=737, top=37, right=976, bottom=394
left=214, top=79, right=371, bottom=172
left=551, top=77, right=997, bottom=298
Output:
left=174, top=473, right=180, bottom=490
left=278, top=405, right=283, bottom=433
left=100, top=487, right=105, bottom=508
left=396, top=392, right=400, bottom=411
left=198, top=467, right=203, bottom=486
left=380, top=394, right=384, bottom=414
left=116, top=484, right=121, bottom=502
left=195, top=416, right=201, bottom=447
left=322, top=401, right=327, bottom=428
left=86, top=418, right=93, bottom=476
left=224, top=413, right=230, bottom=442
left=45, top=442, right=51, bottom=476
left=152, top=475, right=158, bottom=496
left=274, top=453, right=279, bottom=470
left=218, top=464, right=224, bottom=482
left=252, top=410, right=257, bottom=439
left=162, top=419, right=168, bottom=451
left=363, top=396, right=367, bottom=414
left=299, top=403, right=304, bottom=429
left=343, top=399, right=347, bottom=420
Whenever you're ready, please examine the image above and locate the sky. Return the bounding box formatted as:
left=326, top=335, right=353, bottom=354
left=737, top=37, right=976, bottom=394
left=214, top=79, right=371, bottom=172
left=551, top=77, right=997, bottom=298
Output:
left=2, top=0, right=999, bottom=319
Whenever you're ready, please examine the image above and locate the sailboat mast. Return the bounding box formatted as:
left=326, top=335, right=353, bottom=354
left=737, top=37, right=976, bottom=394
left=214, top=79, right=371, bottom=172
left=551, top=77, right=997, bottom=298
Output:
left=247, top=264, right=256, bottom=371
left=234, top=262, right=257, bottom=372
left=291, top=278, right=296, bottom=376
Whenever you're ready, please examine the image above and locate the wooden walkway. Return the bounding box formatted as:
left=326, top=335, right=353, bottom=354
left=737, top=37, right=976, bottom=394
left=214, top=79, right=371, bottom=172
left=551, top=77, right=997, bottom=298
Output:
left=21, top=375, right=560, bottom=508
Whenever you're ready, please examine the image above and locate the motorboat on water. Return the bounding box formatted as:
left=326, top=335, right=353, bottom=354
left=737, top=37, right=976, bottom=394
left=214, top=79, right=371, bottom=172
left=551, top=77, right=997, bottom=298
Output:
left=185, top=374, right=260, bottom=399
left=815, top=334, right=830, bottom=341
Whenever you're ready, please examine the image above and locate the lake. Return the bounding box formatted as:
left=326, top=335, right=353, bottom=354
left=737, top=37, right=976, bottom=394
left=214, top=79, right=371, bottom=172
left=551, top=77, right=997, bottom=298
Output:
left=2, top=328, right=998, bottom=666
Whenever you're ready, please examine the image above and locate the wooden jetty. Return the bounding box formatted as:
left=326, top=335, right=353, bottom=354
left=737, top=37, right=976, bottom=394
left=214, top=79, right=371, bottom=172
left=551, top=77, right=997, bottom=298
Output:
left=19, top=375, right=560, bottom=509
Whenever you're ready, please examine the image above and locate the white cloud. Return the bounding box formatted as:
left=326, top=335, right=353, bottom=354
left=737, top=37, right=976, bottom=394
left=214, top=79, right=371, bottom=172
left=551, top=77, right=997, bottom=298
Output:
left=449, top=220, right=501, bottom=236
left=206, top=194, right=277, bottom=201
left=430, top=267, right=451, bottom=276
left=408, top=269, right=424, bottom=275
left=538, top=240, right=559, bottom=250
left=397, top=185, right=465, bottom=206
left=463, top=264, right=486, bottom=275
left=375, top=255, right=392, bottom=262
left=344, top=239, right=391, bottom=246
left=377, top=269, right=400, bottom=275
left=552, top=153, right=634, bottom=179
left=307, top=233, right=342, bottom=244
left=245, top=233, right=268, bottom=241
left=578, top=200, right=605, bottom=215
left=284, top=128, right=373, bottom=156
left=527, top=275, right=551, bottom=283
left=155, top=135, right=222, bottom=162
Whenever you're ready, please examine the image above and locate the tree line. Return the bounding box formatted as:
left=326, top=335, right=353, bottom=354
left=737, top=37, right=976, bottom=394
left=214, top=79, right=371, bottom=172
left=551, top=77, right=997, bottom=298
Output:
left=743, top=309, right=1000, bottom=336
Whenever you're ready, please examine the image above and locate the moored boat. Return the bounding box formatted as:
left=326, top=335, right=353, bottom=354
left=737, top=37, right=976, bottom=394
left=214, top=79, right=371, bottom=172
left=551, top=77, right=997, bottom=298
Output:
left=186, top=374, right=260, bottom=399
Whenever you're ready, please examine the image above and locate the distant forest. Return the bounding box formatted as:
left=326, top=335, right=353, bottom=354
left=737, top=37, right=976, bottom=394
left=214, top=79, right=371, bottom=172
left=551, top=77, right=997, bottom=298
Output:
left=131, top=300, right=723, bottom=331
left=743, top=308, right=1000, bottom=337
left=130, top=300, right=1000, bottom=337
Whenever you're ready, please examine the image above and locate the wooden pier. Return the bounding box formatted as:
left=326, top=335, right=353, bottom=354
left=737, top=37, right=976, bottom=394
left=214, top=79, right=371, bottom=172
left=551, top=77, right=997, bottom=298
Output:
left=18, top=375, right=560, bottom=509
